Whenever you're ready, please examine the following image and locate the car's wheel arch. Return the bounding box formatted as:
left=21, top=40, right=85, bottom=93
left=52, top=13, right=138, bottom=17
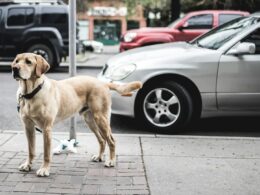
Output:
left=135, top=73, right=202, bottom=121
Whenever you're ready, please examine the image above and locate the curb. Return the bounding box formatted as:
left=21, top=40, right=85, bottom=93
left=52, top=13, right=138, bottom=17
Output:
left=2, top=129, right=260, bottom=140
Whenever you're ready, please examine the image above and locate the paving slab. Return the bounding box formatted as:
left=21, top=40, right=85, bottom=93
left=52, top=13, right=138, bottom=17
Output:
left=142, top=137, right=260, bottom=195
left=142, top=136, right=260, bottom=158
left=2, top=131, right=260, bottom=195
left=0, top=131, right=148, bottom=194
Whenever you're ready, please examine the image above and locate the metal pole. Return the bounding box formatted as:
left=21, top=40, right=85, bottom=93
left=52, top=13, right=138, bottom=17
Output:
left=69, top=0, right=77, bottom=140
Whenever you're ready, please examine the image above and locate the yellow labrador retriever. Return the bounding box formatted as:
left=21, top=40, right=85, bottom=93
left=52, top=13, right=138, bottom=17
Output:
left=11, top=53, right=142, bottom=177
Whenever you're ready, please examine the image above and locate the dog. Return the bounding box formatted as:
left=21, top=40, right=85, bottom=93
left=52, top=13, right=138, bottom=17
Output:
left=11, top=53, right=142, bottom=177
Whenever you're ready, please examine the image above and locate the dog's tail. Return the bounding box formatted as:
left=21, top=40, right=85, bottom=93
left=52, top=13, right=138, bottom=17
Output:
left=106, top=81, right=142, bottom=96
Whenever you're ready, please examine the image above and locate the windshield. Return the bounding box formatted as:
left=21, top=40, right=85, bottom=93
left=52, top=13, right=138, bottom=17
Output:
left=191, top=17, right=260, bottom=50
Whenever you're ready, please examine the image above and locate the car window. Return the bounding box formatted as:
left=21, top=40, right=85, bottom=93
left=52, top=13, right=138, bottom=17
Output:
left=192, top=17, right=260, bottom=50
left=41, top=7, right=67, bottom=25
left=7, top=8, right=34, bottom=26
left=241, top=28, right=260, bottom=54
left=219, top=14, right=243, bottom=25
left=185, top=14, right=213, bottom=29
left=0, top=9, right=2, bottom=21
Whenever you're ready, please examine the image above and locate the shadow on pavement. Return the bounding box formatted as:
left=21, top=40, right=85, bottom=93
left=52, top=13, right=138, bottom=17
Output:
left=111, top=114, right=260, bottom=137
left=184, top=116, right=260, bottom=137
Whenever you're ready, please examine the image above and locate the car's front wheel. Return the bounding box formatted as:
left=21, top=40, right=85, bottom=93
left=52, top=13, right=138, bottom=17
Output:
left=136, top=81, right=193, bottom=133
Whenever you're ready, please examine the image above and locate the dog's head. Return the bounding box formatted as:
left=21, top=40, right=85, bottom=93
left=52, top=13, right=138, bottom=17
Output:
left=11, top=53, right=50, bottom=81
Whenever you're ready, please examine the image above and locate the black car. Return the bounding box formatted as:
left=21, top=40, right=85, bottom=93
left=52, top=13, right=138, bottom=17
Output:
left=0, top=0, right=71, bottom=68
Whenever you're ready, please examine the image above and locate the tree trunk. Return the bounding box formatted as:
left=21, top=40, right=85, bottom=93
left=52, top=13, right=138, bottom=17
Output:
left=171, top=0, right=181, bottom=22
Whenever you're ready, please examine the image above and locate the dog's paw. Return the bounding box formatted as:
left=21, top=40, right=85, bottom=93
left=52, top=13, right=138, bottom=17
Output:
left=19, top=162, right=32, bottom=172
left=91, top=155, right=103, bottom=162
left=104, top=159, right=115, bottom=167
left=36, top=166, right=50, bottom=177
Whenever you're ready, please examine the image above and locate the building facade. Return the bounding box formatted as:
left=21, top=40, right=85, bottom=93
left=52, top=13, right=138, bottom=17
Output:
left=77, top=0, right=146, bottom=45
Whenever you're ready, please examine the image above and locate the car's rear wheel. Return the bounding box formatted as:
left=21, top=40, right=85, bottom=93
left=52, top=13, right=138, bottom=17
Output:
left=27, top=44, right=56, bottom=68
left=136, top=81, right=193, bottom=133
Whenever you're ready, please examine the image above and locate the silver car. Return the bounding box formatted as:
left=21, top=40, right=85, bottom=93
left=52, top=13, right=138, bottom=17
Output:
left=98, top=15, right=260, bottom=133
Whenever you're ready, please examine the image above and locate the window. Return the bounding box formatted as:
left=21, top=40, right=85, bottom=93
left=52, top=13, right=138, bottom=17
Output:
left=7, top=8, right=34, bottom=26
left=191, top=17, right=259, bottom=50
left=219, top=14, right=243, bottom=26
left=242, top=28, right=260, bottom=54
left=41, top=7, right=67, bottom=25
left=0, top=9, right=2, bottom=21
left=185, top=14, right=213, bottom=29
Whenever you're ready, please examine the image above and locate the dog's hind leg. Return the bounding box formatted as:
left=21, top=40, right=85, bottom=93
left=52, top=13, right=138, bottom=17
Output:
left=83, top=111, right=106, bottom=162
left=19, top=119, right=36, bottom=172
left=92, top=112, right=116, bottom=167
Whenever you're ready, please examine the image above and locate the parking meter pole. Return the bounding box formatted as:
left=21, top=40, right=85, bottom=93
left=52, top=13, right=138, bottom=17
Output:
left=69, top=0, right=77, bottom=140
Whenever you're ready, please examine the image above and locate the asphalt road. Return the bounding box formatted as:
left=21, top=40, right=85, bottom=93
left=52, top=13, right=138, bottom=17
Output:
left=1, top=65, right=260, bottom=137
left=0, top=65, right=149, bottom=135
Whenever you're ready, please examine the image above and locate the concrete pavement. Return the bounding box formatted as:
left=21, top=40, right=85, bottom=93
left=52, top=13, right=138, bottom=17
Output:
left=1, top=130, right=260, bottom=194
left=60, top=45, right=120, bottom=68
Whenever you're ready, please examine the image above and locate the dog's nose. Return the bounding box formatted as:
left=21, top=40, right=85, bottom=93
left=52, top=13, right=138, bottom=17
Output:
left=12, top=66, right=19, bottom=70
left=12, top=67, right=20, bottom=78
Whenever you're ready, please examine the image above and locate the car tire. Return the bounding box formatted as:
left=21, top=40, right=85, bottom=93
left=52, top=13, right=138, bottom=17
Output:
left=136, top=81, right=193, bottom=133
left=27, top=44, right=56, bottom=68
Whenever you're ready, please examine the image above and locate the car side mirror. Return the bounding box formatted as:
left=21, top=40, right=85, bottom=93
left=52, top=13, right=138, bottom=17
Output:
left=178, top=22, right=189, bottom=31
left=227, top=42, right=256, bottom=55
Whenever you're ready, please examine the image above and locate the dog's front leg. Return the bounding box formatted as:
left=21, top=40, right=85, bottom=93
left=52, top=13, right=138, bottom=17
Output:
left=36, top=126, right=52, bottom=177
left=19, top=119, right=35, bottom=172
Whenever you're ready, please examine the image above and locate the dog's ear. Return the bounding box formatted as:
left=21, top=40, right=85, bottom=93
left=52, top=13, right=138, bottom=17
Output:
left=35, top=55, right=50, bottom=77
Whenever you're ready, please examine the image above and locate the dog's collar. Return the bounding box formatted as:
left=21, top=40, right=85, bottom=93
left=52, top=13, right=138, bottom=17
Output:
left=20, top=81, right=45, bottom=100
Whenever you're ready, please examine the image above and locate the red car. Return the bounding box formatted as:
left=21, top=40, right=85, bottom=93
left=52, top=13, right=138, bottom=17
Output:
left=120, top=10, right=249, bottom=52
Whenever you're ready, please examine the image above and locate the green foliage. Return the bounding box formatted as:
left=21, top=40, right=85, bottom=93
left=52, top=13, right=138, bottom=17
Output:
left=181, top=0, right=260, bottom=13
left=124, top=0, right=172, bottom=26
left=125, top=0, right=259, bottom=18
left=124, top=0, right=170, bottom=16
left=62, top=0, right=88, bottom=12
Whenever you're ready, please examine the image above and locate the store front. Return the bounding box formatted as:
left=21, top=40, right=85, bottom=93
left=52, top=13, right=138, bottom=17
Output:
left=78, top=0, right=146, bottom=45
left=94, top=19, right=121, bottom=45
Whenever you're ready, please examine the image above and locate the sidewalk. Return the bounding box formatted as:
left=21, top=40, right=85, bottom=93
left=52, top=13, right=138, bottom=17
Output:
left=60, top=45, right=120, bottom=68
left=1, top=130, right=260, bottom=194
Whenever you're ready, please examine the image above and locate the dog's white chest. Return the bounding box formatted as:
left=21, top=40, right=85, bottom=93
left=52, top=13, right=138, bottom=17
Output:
left=20, top=100, right=41, bottom=117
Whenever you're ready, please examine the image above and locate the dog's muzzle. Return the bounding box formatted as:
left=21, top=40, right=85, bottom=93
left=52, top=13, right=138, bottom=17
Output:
left=12, top=67, right=20, bottom=79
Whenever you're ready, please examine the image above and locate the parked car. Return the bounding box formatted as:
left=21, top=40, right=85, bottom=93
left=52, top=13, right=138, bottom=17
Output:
left=0, top=0, right=76, bottom=68
left=120, top=10, right=249, bottom=52
left=99, top=14, right=260, bottom=133
left=82, top=40, right=104, bottom=53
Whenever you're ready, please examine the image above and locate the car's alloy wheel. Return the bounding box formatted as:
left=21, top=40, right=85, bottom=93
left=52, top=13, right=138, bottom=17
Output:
left=136, top=81, right=193, bottom=133
left=143, top=88, right=181, bottom=127
left=32, top=49, right=49, bottom=61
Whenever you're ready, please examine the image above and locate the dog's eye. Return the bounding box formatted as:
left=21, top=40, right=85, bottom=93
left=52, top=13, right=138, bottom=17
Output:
left=16, top=60, right=19, bottom=63
left=26, top=59, right=32, bottom=64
